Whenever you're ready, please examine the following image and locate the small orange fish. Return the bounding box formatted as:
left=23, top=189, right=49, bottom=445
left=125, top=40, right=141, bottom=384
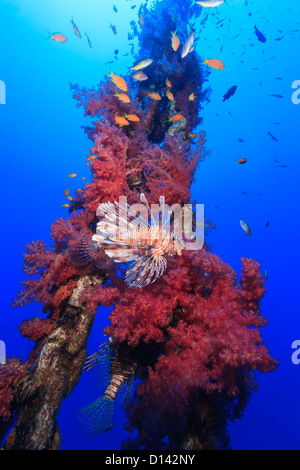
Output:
left=166, top=90, right=175, bottom=101
left=171, top=30, right=180, bottom=52
left=64, top=189, right=70, bottom=196
left=147, top=92, right=161, bottom=101
left=124, top=113, right=140, bottom=122
left=114, top=92, right=131, bottom=103
left=62, top=204, right=71, bottom=208
left=115, top=115, right=130, bottom=126
left=139, top=15, right=144, bottom=27
left=68, top=173, right=77, bottom=177
left=238, top=158, right=247, bottom=164
left=202, top=58, right=225, bottom=70
left=66, top=196, right=73, bottom=201
left=77, top=188, right=84, bottom=193
left=82, top=177, right=85, bottom=180
left=165, top=78, right=172, bottom=88
left=188, top=132, right=197, bottom=138
left=108, top=71, right=128, bottom=92
left=48, top=32, right=67, bottom=43
left=188, top=93, right=196, bottom=101
left=169, top=114, right=183, bottom=121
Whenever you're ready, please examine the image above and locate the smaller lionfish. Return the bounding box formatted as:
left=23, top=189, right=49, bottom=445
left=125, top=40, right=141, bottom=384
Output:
left=77, top=341, right=137, bottom=437
left=71, top=194, right=185, bottom=288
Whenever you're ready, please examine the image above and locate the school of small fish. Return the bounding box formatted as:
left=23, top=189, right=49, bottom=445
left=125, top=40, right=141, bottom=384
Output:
left=55, top=0, right=295, bottom=287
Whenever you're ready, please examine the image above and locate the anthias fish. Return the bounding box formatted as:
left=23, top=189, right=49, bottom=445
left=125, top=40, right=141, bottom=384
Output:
left=171, top=30, right=180, bottom=51
left=202, top=58, right=225, bottom=69
left=115, top=115, right=130, bottom=127
left=113, top=92, right=131, bottom=103
left=108, top=71, right=128, bottom=92
left=169, top=114, right=184, bottom=121
left=147, top=91, right=161, bottom=100
left=166, top=90, right=175, bottom=101
left=124, top=113, right=140, bottom=122
left=71, top=194, right=185, bottom=288
left=48, top=32, right=67, bottom=43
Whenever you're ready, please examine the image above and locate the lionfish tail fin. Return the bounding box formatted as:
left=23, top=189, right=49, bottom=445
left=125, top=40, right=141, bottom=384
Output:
left=77, top=396, right=114, bottom=437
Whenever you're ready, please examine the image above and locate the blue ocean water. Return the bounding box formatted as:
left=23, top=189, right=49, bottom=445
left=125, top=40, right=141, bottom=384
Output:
left=0, top=0, right=299, bottom=450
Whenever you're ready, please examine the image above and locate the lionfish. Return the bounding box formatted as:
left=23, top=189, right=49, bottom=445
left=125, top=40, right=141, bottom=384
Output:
left=71, top=194, right=185, bottom=288
left=77, top=341, right=137, bottom=437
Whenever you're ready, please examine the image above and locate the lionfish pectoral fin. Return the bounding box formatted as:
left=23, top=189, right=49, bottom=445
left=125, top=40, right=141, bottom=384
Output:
left=77, top=396, right=114, bottom=437
left=125, top=254, right=167, bottom=288
left=69, top=233, right=98, bottom=266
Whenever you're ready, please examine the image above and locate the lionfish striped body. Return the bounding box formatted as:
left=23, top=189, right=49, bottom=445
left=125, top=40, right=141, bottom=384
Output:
left=77, top=341, right=137, bottom=437
left=91, top=194, right=185, bottom=288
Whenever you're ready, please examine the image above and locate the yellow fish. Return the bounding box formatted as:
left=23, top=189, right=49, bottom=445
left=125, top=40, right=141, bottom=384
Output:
left=108, top=71, right=128, bottom=92
left=188, top=132, right=197, bottom=138
left=171, top=30, right=180, bottom=52
left=169, top=114, right=183, bottom=121
left=201, top=58, right=225, bottom=70
left=129, top=59, right=153, bottom=71
left=147, top=92, right=161, bottom=100
left=114, top=92, right=131, bottom=103
left=115, top=115, right=130, bottom=127
left=188, top=93, right=196, bottom=101
left=166, top=90, right=175, bottom=101
left=124, top=113, right=141, bottom=122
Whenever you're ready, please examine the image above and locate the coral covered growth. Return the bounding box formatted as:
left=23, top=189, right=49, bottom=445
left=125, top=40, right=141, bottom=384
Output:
left=1, top=0, right=277, bottom=450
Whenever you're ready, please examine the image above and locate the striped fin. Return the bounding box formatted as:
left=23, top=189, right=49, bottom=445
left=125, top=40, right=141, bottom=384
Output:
left=69, top=233, right=98, bottom=266
left=125, top=254, right=167, bottom=288
left=96, top=201, right=150, bottom=239
left=77, top=396, right=114, bottom=437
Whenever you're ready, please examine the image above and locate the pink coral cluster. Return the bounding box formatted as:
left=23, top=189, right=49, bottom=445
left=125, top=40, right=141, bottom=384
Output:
left=5, top=0, right=278, bottom=450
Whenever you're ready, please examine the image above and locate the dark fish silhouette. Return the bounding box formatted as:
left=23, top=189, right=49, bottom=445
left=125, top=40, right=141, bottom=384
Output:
left=254, top=25, right=266, bottom=43
left=237, top=138, right=245, bottom=142
left=269, top=94, right=283, bottom=98
left=223, top=85, right=237, bottom=102
left=268, top=132, right=278, bottom=142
